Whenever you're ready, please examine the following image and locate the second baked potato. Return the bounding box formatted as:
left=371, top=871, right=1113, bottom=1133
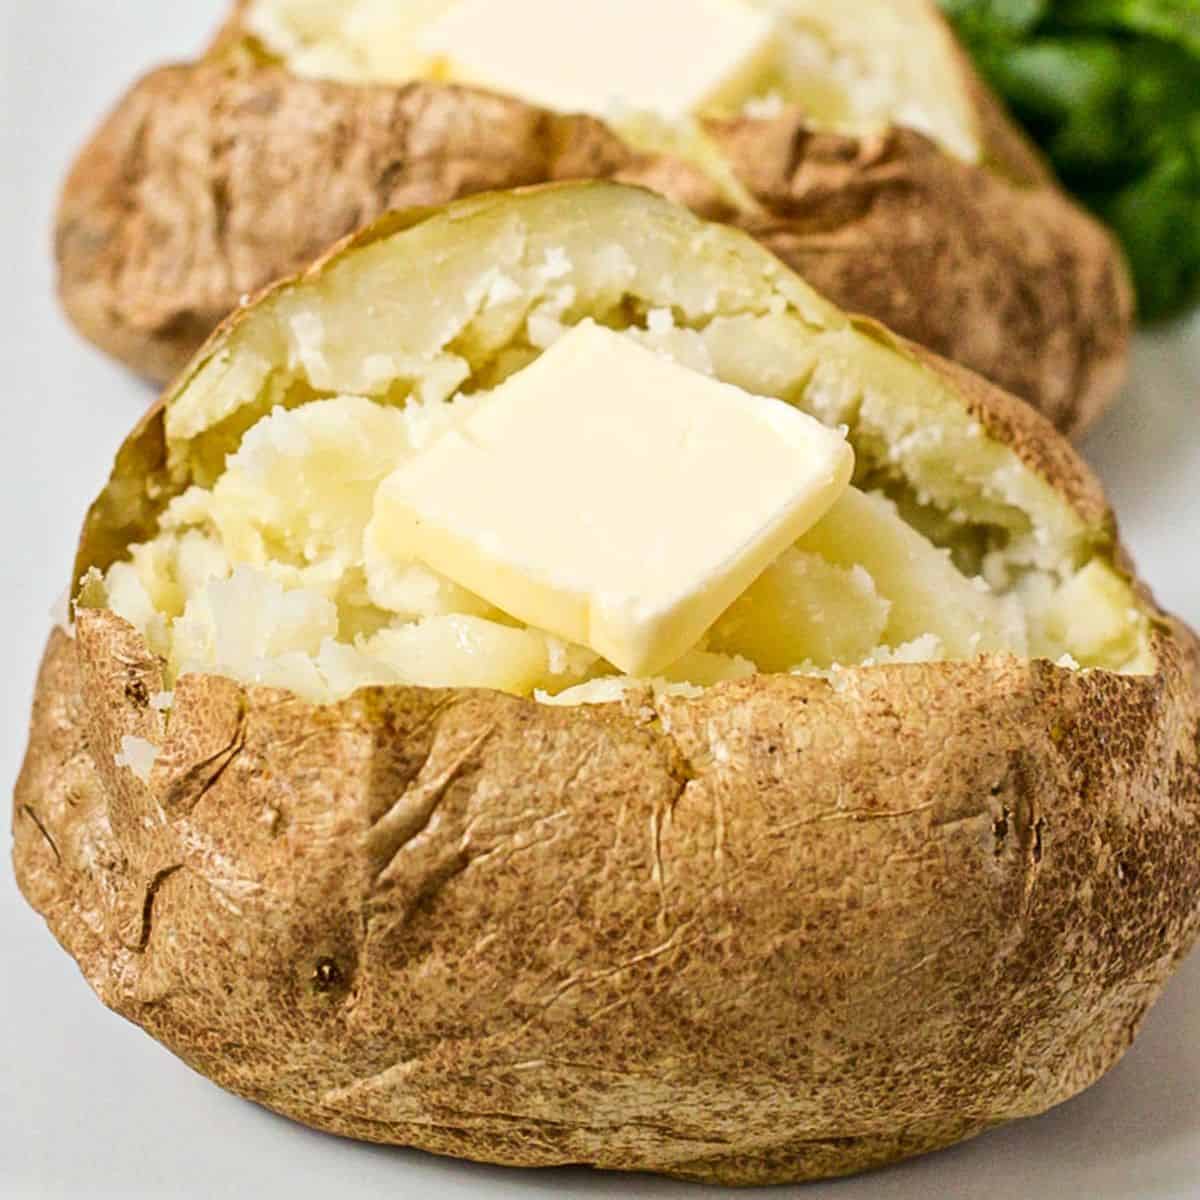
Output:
left=56, top=0, right=1131, bottom=434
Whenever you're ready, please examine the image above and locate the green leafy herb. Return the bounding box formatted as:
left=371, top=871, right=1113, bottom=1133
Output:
left=940, top=0, right=1200, bottom=320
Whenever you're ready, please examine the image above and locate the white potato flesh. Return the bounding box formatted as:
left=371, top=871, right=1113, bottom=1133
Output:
left=362, top=525, right=499, bottom=622
left=243, top=0, right=980, bottom=161
left=98, top=182, right=1151, bottom=703
left=366, top=616, right=551, bottom=694
left=173, top=568, right=337, bottom=672
left=798, top=488, right=1029, bottom=658
left=659, top=649, right=759, bottom=687
left=709, top=548, right=890, bottom=671
left=1039, top=562, right=1152, bottom=672
left=102, top=373, right=1143, bottom=702
left=105, top=562, right=170, bottom=657
left=176, top=396, right=411, bottom=569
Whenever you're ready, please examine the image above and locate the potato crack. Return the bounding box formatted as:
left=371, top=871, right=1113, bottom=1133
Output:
left=367, top=722, right=493, bottom=885
left=21, top=805, right=62, bottom=866
left=133, top=863, right=184, bottom=953
left=162, top=700, right=247, bottom=819
left=771, top=798, right=941, bottom=834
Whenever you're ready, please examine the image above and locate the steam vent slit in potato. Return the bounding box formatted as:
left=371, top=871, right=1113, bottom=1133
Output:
left=58, top=0, right=1131, bottom=434
left=16, top=185, right=1200, bottom=1186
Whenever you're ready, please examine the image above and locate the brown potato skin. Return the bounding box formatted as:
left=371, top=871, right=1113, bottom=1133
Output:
left=16, top=201, right=1200, bottom=1180
left=56, top=56, right=1131, bottom=436
left=14, top=610, right=1200, bottom=1184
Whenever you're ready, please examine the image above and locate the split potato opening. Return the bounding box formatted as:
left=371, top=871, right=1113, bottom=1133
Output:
left=85, top=184, right=1151, bottom=705
left=239, top=0, right=982, bottom=162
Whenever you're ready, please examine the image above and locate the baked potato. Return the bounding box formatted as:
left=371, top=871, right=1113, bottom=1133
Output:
left=16, top=182, right=1200, bottom=1186
left=55, top=0, right=1131, bottom=436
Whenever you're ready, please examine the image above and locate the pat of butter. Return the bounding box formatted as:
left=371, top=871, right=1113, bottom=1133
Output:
left=422, top=0, right=779, bottom=122
left=371, top=322, right=853, bottom=677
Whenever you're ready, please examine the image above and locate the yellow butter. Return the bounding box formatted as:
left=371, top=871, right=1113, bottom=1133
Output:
left=422, top=0, right=779, bottom=122
left=370, top=322, right=853, bottom=676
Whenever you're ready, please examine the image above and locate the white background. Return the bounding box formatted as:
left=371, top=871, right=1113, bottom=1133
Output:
left=1, top=3, right=1198, bottom=1197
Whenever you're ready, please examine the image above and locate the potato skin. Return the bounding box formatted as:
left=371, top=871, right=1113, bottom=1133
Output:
left=13, top=607, right=1200, bottom=1184
left=20, top=189, right=1199, bottom=1184
left=56, top=58, right=1131, bottom=435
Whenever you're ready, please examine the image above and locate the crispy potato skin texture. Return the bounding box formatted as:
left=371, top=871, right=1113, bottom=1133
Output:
left=14, top=614, right=1200, bottom=1184
left=56, top=58, right=1130, bottom=435
left=20, top=190, right=1200, bottom=1184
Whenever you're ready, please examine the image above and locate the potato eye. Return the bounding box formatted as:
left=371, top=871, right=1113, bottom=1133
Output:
left=312, top=958, right=342, bottom=993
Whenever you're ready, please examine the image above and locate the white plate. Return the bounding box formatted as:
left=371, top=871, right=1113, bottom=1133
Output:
left=1, top=3, right=1197, bottom=1196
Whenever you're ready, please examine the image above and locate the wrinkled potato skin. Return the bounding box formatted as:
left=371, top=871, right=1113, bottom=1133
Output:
left=19, top=192, right=1200, bottom=1185
left=57, top=21, right=1131, bottom=435
left=14, top=613, right=1200, bottom=1185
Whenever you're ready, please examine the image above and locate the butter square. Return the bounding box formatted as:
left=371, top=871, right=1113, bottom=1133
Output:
left=371, top=321, right=853, bottom=676
left=423, top=0, right=779, bottom=122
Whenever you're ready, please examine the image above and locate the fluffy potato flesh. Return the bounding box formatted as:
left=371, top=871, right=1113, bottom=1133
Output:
left=88, top=185, right=1151, bottom=704
left=241, top=0, right=981, bottom=162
